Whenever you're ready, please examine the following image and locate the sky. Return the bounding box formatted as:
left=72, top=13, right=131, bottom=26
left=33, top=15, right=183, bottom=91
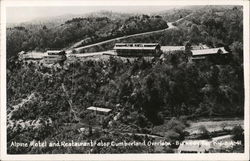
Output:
left=6, top=6, right=182, bottom=24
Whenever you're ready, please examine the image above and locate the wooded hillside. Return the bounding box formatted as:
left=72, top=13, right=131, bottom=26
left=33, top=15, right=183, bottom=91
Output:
left=6, top=6, right=244, bottom=154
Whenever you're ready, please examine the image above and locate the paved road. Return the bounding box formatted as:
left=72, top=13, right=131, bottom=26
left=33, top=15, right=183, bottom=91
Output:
left=67, top=22, right=177, bottom=54
left=67, top=50, right=115, bottom=57
left=67, top=13, right=195, bottom=54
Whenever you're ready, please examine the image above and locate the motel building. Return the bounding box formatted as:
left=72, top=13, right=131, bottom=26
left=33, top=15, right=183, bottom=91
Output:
left=43, top=50, right=67, bottom=64
left=18, top=51, right=44, bottom=62
left=189, top=47, right=229, bottom=62
left=113, top=43, right=162, bottom=57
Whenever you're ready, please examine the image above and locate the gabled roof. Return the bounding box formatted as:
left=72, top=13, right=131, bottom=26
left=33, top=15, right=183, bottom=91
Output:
left=87, top=106, right=112, bottom=113
left=191, top=47, right=228, bottom=56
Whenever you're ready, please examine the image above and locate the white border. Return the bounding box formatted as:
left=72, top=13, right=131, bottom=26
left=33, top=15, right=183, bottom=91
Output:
left=1, top=0, right=249, bottom=160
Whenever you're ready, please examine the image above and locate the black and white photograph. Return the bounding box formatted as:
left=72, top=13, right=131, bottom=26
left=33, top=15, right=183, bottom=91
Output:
left=1, top=0, right=249, bottom=160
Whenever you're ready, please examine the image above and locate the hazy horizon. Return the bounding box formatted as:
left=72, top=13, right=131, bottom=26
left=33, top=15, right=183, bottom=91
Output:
left=6, top=6, right=184, bottom=24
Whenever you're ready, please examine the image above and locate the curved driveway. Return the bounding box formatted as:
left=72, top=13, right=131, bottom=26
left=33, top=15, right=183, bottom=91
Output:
left=66, top=14, right=192, bottom=54
left=67, top=22, right=176, bottom=53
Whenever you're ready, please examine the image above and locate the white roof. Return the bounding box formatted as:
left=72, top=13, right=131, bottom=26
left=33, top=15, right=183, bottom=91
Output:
left=161, top=46, right=185, bottom=51
left=22, top=51, right=46, bottom=59
left=87, top=106, right=112, bottom=113
left=191, top=47, right=228, bottom=56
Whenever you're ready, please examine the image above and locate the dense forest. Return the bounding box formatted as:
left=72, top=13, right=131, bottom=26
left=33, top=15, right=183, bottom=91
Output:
left=69, top=6, right=243, bottom=54
left=7, top=50, right=244, bottom=153
left=6, top=6, right=244, bottom=153
left=7, top=14, right=168, bottom=58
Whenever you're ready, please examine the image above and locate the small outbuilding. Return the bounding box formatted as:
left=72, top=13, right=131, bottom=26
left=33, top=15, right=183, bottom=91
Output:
left=86, top=106, right=112, bottom=125
left=87, top=106, right=112, bottom=114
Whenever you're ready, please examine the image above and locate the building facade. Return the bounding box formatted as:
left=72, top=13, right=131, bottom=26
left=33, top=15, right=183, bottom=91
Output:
left=43, top=50, right=67, bottom=64
left=114, top=43, right=162, bottom=57
left=189, top=47, right=229, bottom=62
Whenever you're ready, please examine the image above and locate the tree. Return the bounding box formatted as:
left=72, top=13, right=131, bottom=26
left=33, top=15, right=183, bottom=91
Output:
left=231, top=125, right=244, bottom=143
left=199, top=125, right=210, bottom=139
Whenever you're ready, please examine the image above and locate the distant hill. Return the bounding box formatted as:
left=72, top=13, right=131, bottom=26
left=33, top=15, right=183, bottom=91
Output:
left=7, top=11, right=134, bottom=29
left=85, top=10, right=133, bottom=20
